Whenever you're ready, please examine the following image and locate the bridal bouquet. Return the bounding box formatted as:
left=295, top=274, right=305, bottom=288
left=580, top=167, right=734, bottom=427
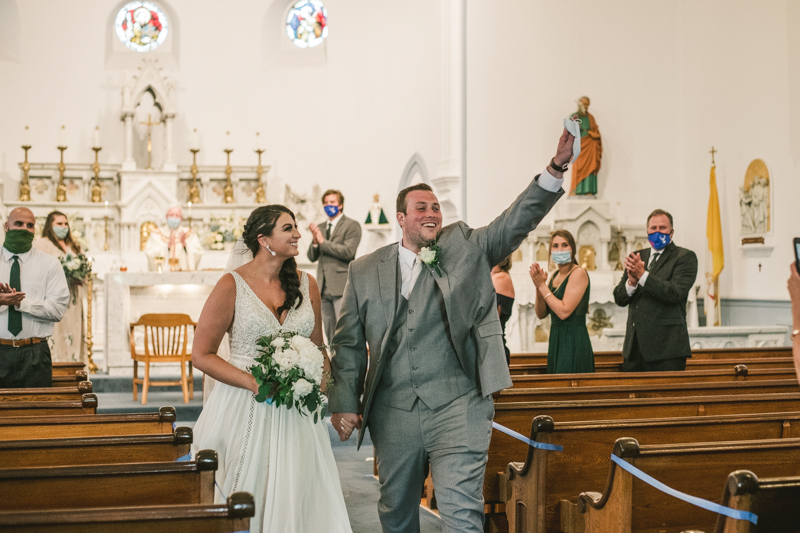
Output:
left=60, top=253, right=92, bottom=284
left=250, top=332, right=328, bottom=422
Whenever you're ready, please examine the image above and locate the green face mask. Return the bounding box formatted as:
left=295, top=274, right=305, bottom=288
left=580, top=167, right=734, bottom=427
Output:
left=4, top=229, right=34, bottom=254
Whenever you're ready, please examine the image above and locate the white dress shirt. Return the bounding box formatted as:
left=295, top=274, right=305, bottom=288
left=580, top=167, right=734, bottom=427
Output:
left=0, top=247, right=70, bottom=339
left=626, top=251, right=662, bottom=296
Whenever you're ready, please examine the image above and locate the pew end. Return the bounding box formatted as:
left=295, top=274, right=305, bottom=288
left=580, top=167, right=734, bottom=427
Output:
left=713, top=470, right=800, bottom=533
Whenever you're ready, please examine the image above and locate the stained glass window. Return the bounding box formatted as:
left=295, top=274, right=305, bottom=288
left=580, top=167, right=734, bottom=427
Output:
left=115, top=2, right=169, bottom=53
left=286, top=0, right=328, bottom=49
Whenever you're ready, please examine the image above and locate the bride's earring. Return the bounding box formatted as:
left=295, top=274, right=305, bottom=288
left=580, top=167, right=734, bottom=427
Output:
left=266, top=244, right=277, bottom=257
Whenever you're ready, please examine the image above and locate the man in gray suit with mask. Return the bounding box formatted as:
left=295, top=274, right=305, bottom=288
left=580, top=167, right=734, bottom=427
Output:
left=329, top=129, right=574, bottom=532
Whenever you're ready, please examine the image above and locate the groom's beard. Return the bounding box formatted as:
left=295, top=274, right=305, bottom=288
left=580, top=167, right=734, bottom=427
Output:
left=407, top=230, right=441, bottom=251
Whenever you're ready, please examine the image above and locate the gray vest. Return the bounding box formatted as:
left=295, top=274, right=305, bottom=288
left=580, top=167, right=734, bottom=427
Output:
left=373, top=266, right=474, bottom=411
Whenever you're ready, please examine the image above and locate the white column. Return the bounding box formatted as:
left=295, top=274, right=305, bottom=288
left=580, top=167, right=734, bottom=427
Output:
left=163, top=114, right=177, bottom=171
left=122, top=113, right=136, bottom=170
left=600, top=239, right=610, bottom=270
left=433, top=0, right=466, bottom=222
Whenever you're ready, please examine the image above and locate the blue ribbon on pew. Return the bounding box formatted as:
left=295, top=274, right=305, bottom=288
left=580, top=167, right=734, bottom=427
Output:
left=609, top=454, right=758, bottom=525
left=175, top=453, right=191, bottom=462
left=491, top=422, right=563, bottom=452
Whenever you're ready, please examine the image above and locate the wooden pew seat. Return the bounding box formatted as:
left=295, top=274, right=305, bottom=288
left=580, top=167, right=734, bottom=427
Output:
left=0, top=426, right=192, bottom=467
left=497, top=413, right=800, bottom=533
left=0, top=406, right=176, bottom=441
left=51, top=362, right=86, bottom=377
left=509, top=346, right=791, bottom=366
left=0, top=382, right=92, bottom=402
left=0, top=394, right=97, bottom=418
left=0, top=449, right=217, bottom=511
left=496, top=379, right=800, bottom=402
left=0, top=492, right=254, bottom=533
left=509, top=357, right=796, bottom=375
left=714, top=470, right=800, bottom=533
left=574, top=437, right=800, bottom=533
left=51, top=371, right=88, bottom=388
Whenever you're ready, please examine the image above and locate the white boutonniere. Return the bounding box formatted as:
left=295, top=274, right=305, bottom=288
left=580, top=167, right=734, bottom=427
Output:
left=418, top=242, right=442, bottom=276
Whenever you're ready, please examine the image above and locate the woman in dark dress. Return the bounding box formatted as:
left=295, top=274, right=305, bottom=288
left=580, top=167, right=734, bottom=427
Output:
left=492, top=255, right=515, bottom=365
left=529, top=230, right=594, bottom=373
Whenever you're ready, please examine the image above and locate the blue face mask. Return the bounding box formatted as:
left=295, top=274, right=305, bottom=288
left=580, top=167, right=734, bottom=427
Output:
left=53, top=227, right=69, bottom=239
left=648, top=231, right=671, bottom=250
left=552, top=251, right=572, bottom=265
left=166, top=217, right=181, bottom=229
left=324, top=205, right=340, bottom=218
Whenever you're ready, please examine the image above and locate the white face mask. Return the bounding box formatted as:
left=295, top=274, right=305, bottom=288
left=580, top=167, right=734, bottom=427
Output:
left=551, top=250, right=573, bottom=265
left=166, top=217, right=181, bottom=229
left=53, top=227, right=69, bottom=239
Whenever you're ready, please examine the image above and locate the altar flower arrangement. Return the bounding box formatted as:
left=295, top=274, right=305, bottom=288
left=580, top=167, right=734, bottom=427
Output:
left=203, top=215, right=244, bottom=251
left=250, top=332, right=329, bottom=422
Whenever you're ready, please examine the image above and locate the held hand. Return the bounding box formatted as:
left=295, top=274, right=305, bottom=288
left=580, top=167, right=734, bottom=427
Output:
left=554, top=128, right=575, bottom=167
left=331, top=412, right=361, bottom=441
left=529, top=263, right=548, bottom=288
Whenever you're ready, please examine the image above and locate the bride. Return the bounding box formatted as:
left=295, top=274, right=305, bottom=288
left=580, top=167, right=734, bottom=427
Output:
left=191, top=205, right=353, bottom=533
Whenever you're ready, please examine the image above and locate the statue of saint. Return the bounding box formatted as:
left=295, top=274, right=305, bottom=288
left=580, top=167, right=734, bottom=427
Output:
left=144, top=206, right=204, bottom=271
left=570, top=96, right=602, bottom=196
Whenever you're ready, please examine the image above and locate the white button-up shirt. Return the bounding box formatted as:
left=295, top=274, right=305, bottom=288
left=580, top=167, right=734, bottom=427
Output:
left=0, top=247, right=69, bottom=339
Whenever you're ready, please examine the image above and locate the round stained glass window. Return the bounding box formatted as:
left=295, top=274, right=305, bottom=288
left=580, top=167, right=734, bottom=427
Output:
left=285, top=0, right=328, bottom=49
left=115, top=2, right=169, bottom=53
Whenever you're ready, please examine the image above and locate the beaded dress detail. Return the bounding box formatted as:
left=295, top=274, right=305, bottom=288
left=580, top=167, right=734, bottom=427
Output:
left=192, top=271, right=352, bottom=533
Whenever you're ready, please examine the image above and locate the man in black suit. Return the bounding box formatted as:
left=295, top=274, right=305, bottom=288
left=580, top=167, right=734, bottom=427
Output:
left=613, top=209, right=698, bottom=371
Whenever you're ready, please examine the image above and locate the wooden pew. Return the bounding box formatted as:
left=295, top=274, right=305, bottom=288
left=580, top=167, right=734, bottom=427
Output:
left=497, top=413, right=800, bottom=533
left=509, top=357, right=796, bottom=375
left=0, top=382, right=92, bottom=402
left=0, top=393, right=97, bottom=418
left=495, top=393, right=800, bottom=426
left=509, top=346, right=791, bottom=366
left=0, top=426, right=192, bottom=467
left=0, top=492, right=255, bottom=533
left=509, top=366, right=796, bottom=388
left=0, top=449, right=217, bottom=511
left=0, top=406, right=176, bottom=441
left=574, top=437, right=800, bottom=533
left=713, top=470, right=800, bottom=533
left=52, top=370, right=88, bottom=388
left=51, top=362, right=86, bottom=377
left=496, top=379, right=800, bottom=403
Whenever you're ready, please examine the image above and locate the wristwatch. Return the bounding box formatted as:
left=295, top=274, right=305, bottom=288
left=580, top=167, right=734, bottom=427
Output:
left=550, top=158, right=569, bottom=173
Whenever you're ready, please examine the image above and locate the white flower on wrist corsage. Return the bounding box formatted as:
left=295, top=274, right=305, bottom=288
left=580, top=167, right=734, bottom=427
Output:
left=418, top=242, right=442, bottom=276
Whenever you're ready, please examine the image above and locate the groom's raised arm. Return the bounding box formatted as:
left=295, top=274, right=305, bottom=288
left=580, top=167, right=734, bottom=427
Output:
left=328, top=268, right=368, bottom=414
left=467, top=129, right=573, bottom=266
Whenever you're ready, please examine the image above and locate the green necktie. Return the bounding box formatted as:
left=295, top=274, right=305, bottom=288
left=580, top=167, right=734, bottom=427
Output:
left=326, top=224, right=332, bottom=240
left=8, top=256, right=22, bottom=336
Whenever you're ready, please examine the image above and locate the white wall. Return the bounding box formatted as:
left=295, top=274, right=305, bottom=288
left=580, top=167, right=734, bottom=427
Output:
left=466, top=0, right=798, bottom=303
left=0, top=0, right=442, bottom=241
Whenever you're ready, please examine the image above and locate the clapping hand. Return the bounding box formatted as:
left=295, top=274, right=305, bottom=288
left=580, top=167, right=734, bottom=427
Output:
left=529, top=263, right=548, bottom=288
left=624, top=253, right=646, bottom=280
left=0, top=283, right=25, bottom=306
left=309, top=222, right=324, bottom=245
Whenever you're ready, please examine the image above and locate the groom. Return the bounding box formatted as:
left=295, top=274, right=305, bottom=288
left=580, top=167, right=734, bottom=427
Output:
left=330, top=129, right=573, bottom=532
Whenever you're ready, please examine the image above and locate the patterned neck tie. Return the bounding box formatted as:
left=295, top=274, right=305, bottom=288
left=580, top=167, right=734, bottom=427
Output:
left=8, top=256, right=22, bottom=336
left=647, top=253, right=661, bottom=271
left=326, top=223, right=332, bottom=241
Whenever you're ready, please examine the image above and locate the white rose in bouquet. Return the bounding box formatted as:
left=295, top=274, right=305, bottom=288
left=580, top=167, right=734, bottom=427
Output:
left=292, top=378, right=314, bottom=398
left=271, top=337, right=286, bottom=349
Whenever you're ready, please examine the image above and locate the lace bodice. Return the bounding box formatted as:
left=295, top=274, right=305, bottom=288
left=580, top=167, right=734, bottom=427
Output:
left=228, top=271, right=314, bottom=370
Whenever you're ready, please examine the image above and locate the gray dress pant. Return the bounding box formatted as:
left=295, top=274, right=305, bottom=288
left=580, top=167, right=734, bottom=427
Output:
left=321, top=295, right=342, bottom=346
left=368, top=390, right=494, bottom=533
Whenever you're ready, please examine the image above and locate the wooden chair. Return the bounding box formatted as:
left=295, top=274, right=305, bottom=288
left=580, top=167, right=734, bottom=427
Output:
left=130, top=313, right=195, bottom=405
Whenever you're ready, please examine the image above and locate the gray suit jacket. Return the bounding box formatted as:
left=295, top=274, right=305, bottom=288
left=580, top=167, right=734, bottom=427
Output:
left=329, top=175, right=563, bottom=447
left=307, top=214, right=362, bottom=298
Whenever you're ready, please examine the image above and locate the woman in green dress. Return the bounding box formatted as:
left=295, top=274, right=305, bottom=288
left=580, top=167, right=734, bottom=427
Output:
left=529, top=229, right=594, bottom=373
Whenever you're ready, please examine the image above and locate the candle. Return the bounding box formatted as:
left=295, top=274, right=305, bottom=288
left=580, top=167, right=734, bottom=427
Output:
left=23, top=126, right=29, bottom=146
left=104, top=200, right=108, bottom=217
left=225, top=131, right=231, bottom=151
left=255, top=131, right=262, bottom=151
left=188, top=201, right=193, bottom=219
left=191, top=128, right=199, bottom=150
left=59, top=125, right=66, bottom=146
left=93, top=126, right=100, bottom=148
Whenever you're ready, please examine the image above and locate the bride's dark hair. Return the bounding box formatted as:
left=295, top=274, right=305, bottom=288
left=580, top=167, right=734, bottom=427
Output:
left=242, top=205, right=303, bottom=316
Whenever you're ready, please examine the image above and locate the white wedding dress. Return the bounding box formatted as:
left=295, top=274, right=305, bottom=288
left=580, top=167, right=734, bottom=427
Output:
left=191, top=270, right=352, bottom=533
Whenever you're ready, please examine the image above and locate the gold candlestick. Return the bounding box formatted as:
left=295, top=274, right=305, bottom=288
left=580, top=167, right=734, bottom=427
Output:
left=255, top=148, right=267, bottom=203
left=85, top=272, right=98, bottom=373
left=103, top=215, right=110, bottom=251
left=91, top=147, right=103, bottom=202
left=19, top=143, right=32, bottom=202
left=223, top=148, right=235, bottom=204
left=189, top=149, right=201, bottom=204
left=56, top=146, right=67, bottom=202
